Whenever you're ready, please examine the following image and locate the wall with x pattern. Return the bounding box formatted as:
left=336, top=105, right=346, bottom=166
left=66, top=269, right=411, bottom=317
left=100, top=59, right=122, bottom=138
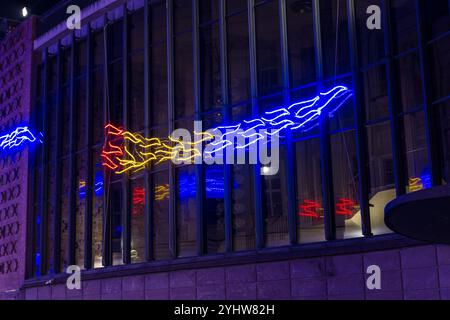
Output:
left=0, top=17, right=35, bottom=299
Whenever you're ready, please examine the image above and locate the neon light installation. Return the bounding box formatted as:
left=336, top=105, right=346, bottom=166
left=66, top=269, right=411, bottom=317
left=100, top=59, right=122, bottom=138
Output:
left=102, top=86, right=353, bottom=174
left=335, top=198, right=356, bottom=218
left=0, top=126, right=41, bottom=152
left=298, top=200, right=322, bottom=219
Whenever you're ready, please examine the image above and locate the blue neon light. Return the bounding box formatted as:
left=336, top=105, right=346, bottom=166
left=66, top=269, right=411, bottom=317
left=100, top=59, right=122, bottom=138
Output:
left=178, top=169, right=238, bottom=200
left=206, top=86, right=353, bottom=154
left=0, top=126, right=40, bottom=151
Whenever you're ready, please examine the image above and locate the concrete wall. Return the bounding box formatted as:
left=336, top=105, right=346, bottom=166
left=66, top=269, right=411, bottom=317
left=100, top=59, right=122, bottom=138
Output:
left=0, top=17, right=35, bottom=299
left=21, top=244, right=450, bottom=300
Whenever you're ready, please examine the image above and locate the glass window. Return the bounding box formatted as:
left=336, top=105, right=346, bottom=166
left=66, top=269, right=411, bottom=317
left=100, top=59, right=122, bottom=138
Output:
left=263, top=147, right=289, bottom=247
left=423, top=0, right=450, bottom=40
left=205, top=165, right=225, bottom=254
left=151, top=44, right=168, bottom=126
left=363, top=65, right=389, bottom=122
left=46, top=162, right=56, bottom=274
left=320, top=0, right=350, bottom=78
left=227, top=0, right=247, bottom=14
left=331, top=130, right=362, bottom=239
left=391, top=0, right=418, bottom=54
left=151, top=1, right=167, bottom=44
left=296, top=138, right=325, bottom=243
left=92, top=149, right=104, bottom=268
left=60, top=158, right=70, bottom=272
left=403, top=111, right=430, bottom=192
left=437, top=100, right=450, bottom=185
left=92, top=70, right=104, bottom=145
left=200, top=23, right=222, bottom=111
left=200, top=0, right=219, bottom=24
left=131, top=177, right=146, bottom=263
left=93, top=31, right=104, bottom=69
left=76, top=40, right=87, bottom=76
left=130, top=51, right=145, bottom=132
left=356, top=0, right=385, bottom=66
left=153, top=171, right=171, bottom=260
left=110, top=182, right=124, bottom=265
left=109, top=62, right=123, bottom=125
left=232, top=164, right=255, bottom=251
left=76, top=78, right=87, bottom=150
left=255, top=0, right=282, bottom=96
left=174, top=0, right=193, bottom=33
left=227, top=9, right=250, bottom=105
left=174, top=33, right=194, bottom=119
left=75, top=153, right=87, bottom=268
left=176, top=166, right=197, bottom=257
left=62, top=49, right=71, bottom=84
left=286, top=0, right=316, bottom=87
left=367, top=122, right=395, bottom=235
left=130, top=9, right=144, bottom=52
left=429, top=37, right=450, bottom=102
left=109, top=21, right=123, bottom=60
left=396, top=53, right=423, bottom=112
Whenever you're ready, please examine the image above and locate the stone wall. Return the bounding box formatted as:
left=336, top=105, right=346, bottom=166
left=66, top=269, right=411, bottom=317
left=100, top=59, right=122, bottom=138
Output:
left=22, top=244, right=450, bottom=300
left=0, top=17, right=35, bottom=299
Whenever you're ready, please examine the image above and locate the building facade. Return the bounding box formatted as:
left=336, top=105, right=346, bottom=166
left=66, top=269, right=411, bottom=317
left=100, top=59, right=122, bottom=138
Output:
left=0, top=0, right=449, bottom=300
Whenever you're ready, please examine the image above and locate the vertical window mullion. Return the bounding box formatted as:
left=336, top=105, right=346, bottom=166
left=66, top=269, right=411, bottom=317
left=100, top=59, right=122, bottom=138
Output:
left=347, top=0, right=372, bottom=236
left=144, top=0, right=154, bottom=262
left=383, top=0, right=407, bottom=195
left=68, top=32, right=77, bottom=265
left=39, top=49, right=49, bottom=275
left=85, top=26, right=94, bottom=269
left=53, top=42, right=63, bottom=273
left=192, top=0, right=206, bottom=256
left=122, top=6, right=132, bottom=265
left=313, top=0, right=336, bottom=240
left=167, top=0, right=177, bottom=258
left=415, top=0, right=442, bottom=186
left=247, top=0, right=264, bottom=249
left=279, top=0, right=298, bottom=245
left=219, top=0, right=233, bottom=253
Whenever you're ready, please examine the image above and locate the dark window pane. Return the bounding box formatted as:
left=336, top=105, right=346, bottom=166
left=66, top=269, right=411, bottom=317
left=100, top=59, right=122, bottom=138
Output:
left=331, top=131, right=362, bottom=239
left=176, top=166, right=197, bottom=257
left=205, top=166, right=225, bottom=253
left=110, top=182, right=124, bottom=265
left=109, top=62, right=123, bottom=124
left=255, top=1, right=282, bottom=96
left=151, top=1, right=167, bottom=44
left=174, top=0, right=193, bottom=33
left=367, top=122, right=395, bottom=235
left=286, top=0, right=316, bottom=87
left=296, top=138, right=325, bottom=243
left=232, top=164, right=255, bottom=251
left=62, top=49, right=71, bottom=84
left=109, top=21, right=123, bottom=60
left=46, top=161, right=56, bottom=273
left=76, top=40, right=87, bottom=76
left=131, top=177, right=146, bottom=263
left=92, top=70, right=104, bottom=145
left=48, top=56, right=57, bottom=92
left=227, top=0, right=247, bottom=14
left=130, top=52, right=145, bottom=131
left=437, top=100, right=450, bottom=184
left=151, top=44, right=168, bottom=126
left=391, top=0, right=417, bottom=53
left=403, top=111, right=430, bottom=193
left=76, top=78, right=87, bottom=150
left=396, top=53, right=423, bottom=112
left=76, top=153, right=87, bottom=268
left=61, top=86, right=71, bottom=156
left=227, top=11, right=250, bottom=104
left=130, top=9, right=144, bottom=52
left=356, top=0, right=384, bottom=66
left=200, top=0, right=219, bottom=23
left=60, top=158, right=70, bottom=272
left=200, top=23, right=222, bottom=111
left=363, top=65, right=389, bottom=122
left=429, top=37, right=450, bottom=101
left=423, top=0, right=450, bottom=40
left=174, top=33, right=194, bottom=118
left=320, top=0, right=350, bottom=78
left=153, top=171, right=171, bottom=260
left=263, top=148, right=289, bottom=247
left=93, top=31, right=104, bottom=69
left=92, top=148, right=104, bottom=268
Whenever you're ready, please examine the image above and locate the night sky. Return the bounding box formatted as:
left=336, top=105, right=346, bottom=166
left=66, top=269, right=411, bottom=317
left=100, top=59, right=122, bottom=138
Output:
left=0, top=0, right=60, bottom=20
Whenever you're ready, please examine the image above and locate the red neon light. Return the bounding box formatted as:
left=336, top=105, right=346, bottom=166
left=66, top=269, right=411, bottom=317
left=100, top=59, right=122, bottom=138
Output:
left=335, top=198, right=355, bottom=218
left=298, top=200, right=321, bottom=219
left=132, top=187, right=146, bottom=217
